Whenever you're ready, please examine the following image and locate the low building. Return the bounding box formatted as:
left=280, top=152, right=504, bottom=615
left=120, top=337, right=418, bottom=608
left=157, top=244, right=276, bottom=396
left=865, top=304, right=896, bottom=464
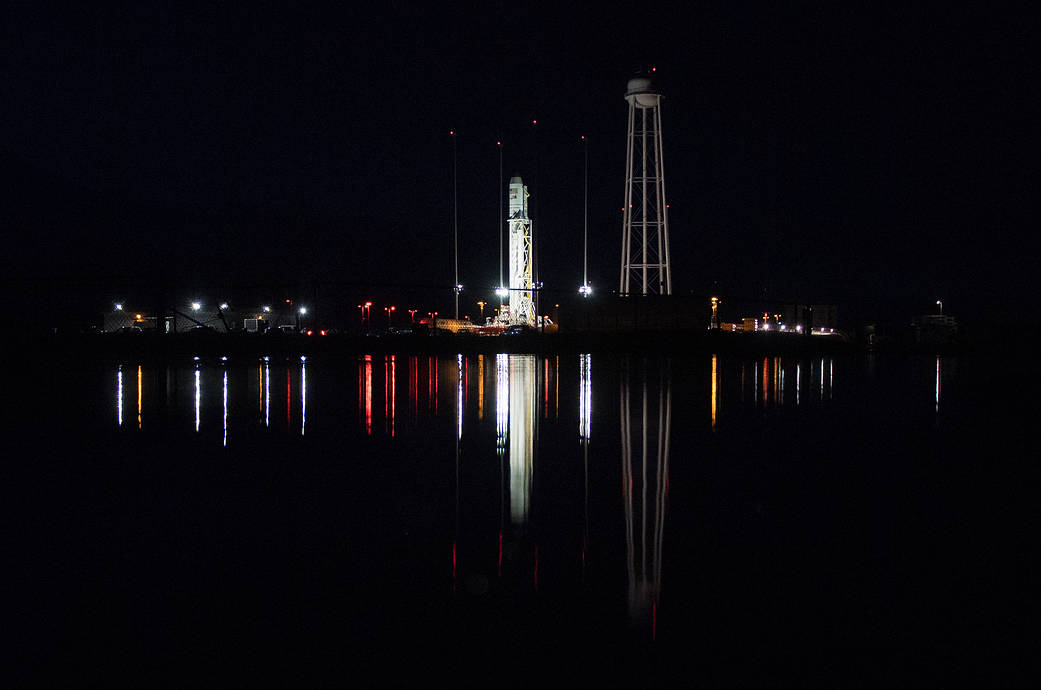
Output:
left=783, top=304, right=837, bottom=331
left=913, top=314, right=958, bottom=345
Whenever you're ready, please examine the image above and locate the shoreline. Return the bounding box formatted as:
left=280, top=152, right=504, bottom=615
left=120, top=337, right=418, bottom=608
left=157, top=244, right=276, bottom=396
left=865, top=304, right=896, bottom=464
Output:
left=20, top=329, right=985, bottom=363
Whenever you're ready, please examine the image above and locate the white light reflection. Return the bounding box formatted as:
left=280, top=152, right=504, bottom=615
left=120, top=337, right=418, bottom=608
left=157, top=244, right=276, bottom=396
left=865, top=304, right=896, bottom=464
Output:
left=935, top=356, right=941, bottom=413
left=509, top=355, right=536, bottom=525
left=829, top=358, right=834, bottom=400
left=222, top=369, right=228, bottom=447
left=496, top=354, right=509, bottom=449
left=194, top=365, right=201, bottom=432
left=753, top=361, right=758, bottom=407
left=579, top=354, right=592, bottom=440
left=456, top=354, right=464, bottom=440
left=301, top=356, right=307, bottom=436
left=117, top=366, right=123, bottom=426
left=820, top=358, right=825, bottom=399
left=796, top=363, right=801, bottom=406
left=264, top=360, right=270, bottom=427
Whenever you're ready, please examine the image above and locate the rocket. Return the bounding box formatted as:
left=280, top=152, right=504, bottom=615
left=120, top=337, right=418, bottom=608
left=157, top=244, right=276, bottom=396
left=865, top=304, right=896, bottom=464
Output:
left=507, top=176, right=535, bottom=326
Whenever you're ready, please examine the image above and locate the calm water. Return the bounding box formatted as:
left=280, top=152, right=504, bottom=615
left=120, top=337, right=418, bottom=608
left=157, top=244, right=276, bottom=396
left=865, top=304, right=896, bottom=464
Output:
left=13, top=352, right=1035, bottom=683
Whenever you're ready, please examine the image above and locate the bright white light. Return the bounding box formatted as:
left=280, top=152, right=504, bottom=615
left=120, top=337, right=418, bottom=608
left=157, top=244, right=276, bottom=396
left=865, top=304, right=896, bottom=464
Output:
left=780, top=325, right=786, bottom=331
left=495, top=287, right=509, bottom=297
left=220, top=302, right=229, bottom=310
left=115, top=303, right=123, bottom=311
left=222, top=370, right=228, bottom=447
left=263, top=306, right=271, bottom=313
left=191, top=302, right=201, bottom=311
left=456, top=284, right=464, bottom=292
left=796, top=325, right=803, bottom=333
left=763, top=323, right=770, bottom=331
left=299, top=307, right=307, bottom=315
left=579, top=284, right=592, bottom=296
left=579, top=354, right=592, bottom=440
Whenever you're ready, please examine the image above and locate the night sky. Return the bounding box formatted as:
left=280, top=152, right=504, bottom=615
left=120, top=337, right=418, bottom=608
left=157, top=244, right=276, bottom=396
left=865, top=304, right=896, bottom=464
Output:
left=3, top=3, right=1036, bottom=330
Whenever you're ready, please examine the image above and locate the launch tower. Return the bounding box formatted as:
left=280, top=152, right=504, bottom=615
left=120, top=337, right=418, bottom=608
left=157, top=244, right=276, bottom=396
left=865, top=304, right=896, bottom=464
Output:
left=620, top=74, right=672, bottom=295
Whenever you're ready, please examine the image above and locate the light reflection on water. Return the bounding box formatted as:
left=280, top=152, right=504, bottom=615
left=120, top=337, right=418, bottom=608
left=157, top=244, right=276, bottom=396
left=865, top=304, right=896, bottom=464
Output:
left=110, top=353, right=859, bottom=445
left=621, top=358, right=671, bottom=637
left=108, top=354, right=866, bottom=443
left=105, top=352, right=966, bottom=642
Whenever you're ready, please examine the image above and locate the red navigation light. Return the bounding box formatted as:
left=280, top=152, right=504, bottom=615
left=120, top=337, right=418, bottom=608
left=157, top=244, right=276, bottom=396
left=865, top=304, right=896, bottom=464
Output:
left=365, top=301, right=372, bottom=307
left=285, top=299, right=291, bottom=303
left=390, top=305, right=396, bottom=311
left=320, top=330, right=326, bottom=336
left=449, top=130, right=455, bottom=135
left=581, top=135, right=585, bottom=140
left=306, top=330, right=313, bottom=336
left=497, top=140, right=501, bottom=146
left=532, top=119, right=537, bottom=125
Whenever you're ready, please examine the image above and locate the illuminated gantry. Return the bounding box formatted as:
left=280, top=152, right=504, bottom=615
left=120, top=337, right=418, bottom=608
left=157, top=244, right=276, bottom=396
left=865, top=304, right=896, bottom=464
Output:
left=506, top=176, right=536, bottom=325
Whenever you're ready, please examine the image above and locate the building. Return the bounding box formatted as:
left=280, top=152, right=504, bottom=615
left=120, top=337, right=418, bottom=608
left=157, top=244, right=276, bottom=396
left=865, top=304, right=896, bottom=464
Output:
left=783, top=304, right=838, bottom=332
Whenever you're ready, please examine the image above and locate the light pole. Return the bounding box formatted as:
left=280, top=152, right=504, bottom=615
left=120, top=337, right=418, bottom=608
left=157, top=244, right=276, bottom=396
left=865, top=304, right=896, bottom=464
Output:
left=580, top=134, right=591, bottom=296
left=297, top=306, right=307, bottom=332
left=408, top=308, right=418, bottom=323
left=477, top=300, right=486, bottom=323
left=936, top=299, right=943, bottom=315
left=498, top=138, right=504, bottom=296
left=451, top=130, right=459, bottom=319
left=385, top=305, right=396, bottom=328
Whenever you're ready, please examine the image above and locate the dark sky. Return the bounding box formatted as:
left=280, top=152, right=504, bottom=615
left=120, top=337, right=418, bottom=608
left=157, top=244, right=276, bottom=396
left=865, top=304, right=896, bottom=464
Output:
left=3, top=3, right=1037, bottom=327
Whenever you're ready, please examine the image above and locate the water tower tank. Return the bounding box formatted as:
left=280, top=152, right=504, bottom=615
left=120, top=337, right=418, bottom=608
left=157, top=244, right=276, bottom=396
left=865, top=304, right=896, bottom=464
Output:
left=626, top=77, right=660, bottom=108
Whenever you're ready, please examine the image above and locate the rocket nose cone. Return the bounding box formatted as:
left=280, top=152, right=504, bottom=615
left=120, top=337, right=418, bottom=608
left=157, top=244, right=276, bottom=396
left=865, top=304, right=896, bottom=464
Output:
left=509, top=175, right=523, bottom=185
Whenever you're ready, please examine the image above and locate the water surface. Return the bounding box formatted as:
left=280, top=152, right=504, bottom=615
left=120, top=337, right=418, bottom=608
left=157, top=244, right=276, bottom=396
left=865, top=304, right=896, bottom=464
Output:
left=14, top=351, right=1034, bottom=683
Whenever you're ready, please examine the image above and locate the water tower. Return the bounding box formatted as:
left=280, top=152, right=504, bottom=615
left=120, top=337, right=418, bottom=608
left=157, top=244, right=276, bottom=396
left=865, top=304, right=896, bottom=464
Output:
left=620, top=74, right=672, bottom=295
